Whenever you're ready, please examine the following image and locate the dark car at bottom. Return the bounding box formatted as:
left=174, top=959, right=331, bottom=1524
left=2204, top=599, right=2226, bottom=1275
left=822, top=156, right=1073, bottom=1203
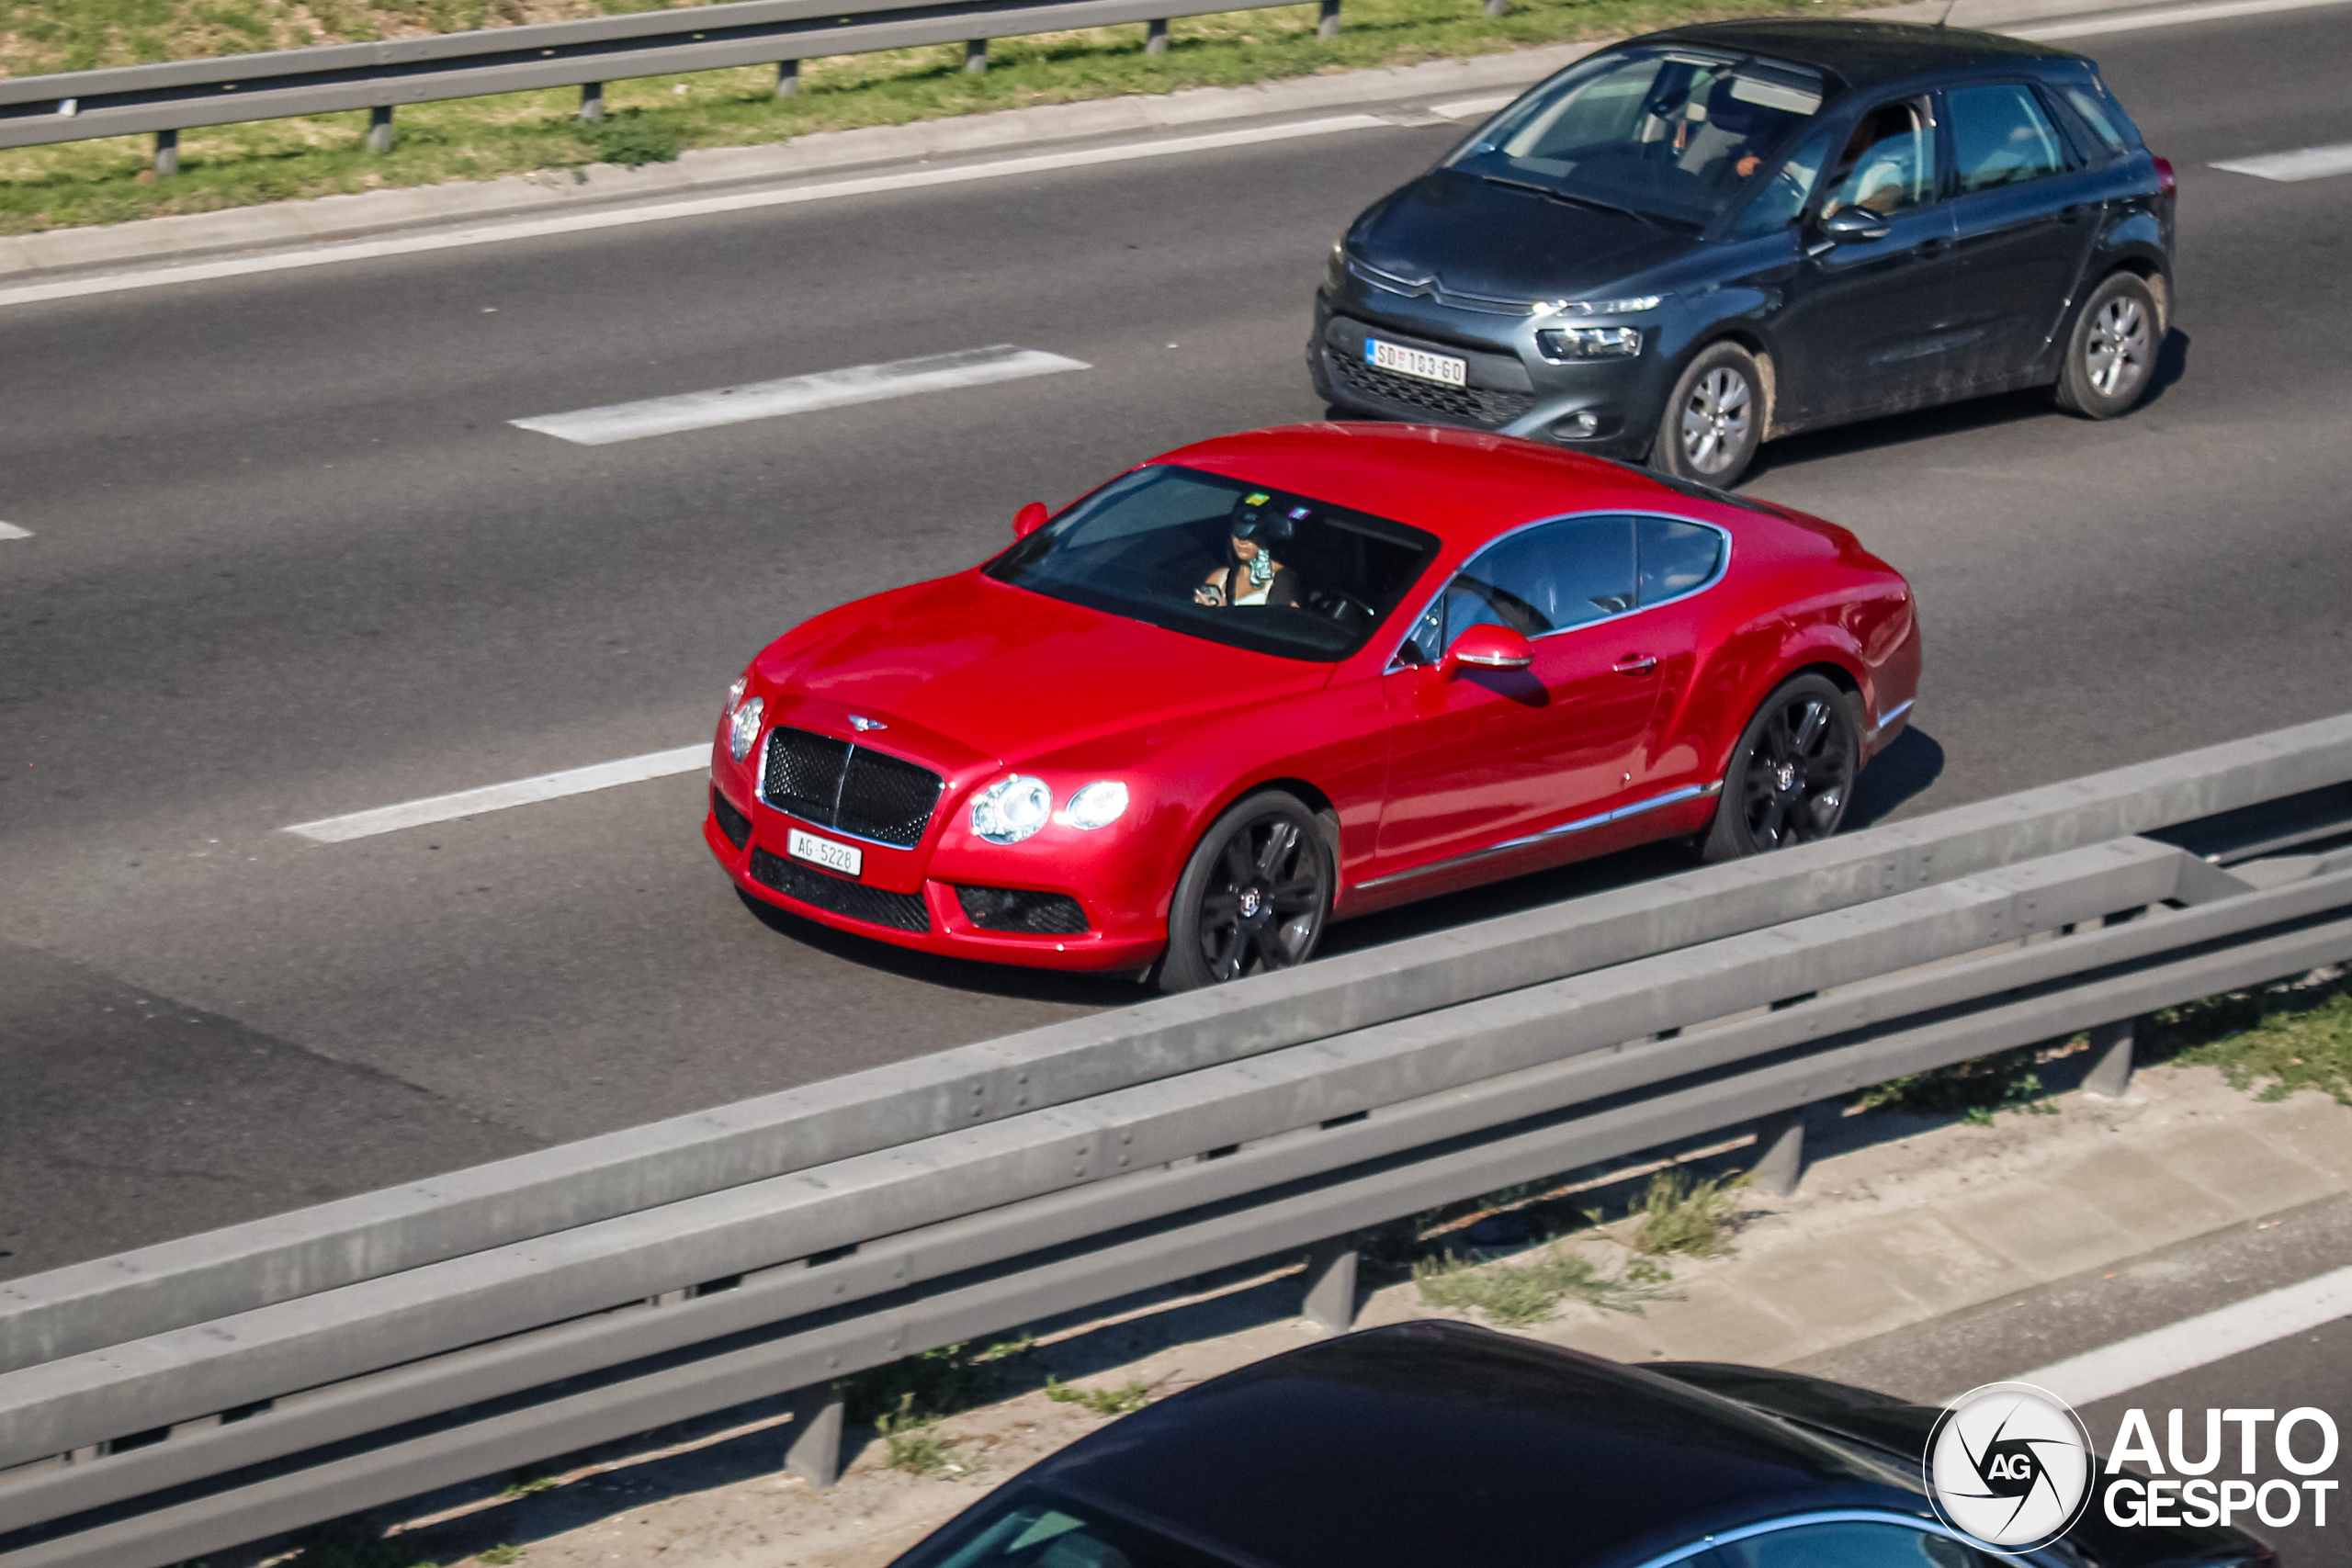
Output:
left=1313, top=19, right=2177, bottom=487
left=888, top=1323, right=2273, bottom=1568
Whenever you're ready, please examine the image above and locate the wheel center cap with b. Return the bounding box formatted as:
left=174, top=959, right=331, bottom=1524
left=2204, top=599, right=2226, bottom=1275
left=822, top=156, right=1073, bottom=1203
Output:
left=1238, top=886, right=1264, bottom=919
left=1774, top=762, right=1799, bottom=793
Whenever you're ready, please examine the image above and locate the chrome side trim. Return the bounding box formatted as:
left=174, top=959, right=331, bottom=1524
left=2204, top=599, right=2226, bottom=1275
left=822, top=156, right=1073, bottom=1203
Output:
left=1352, top=778, right=1723, bottom=892
left=1865, top=696, right=1915, bottom=744
left=1384, top=508, right=1736, bottom=673
left=1619, top=1509, right=1981, bottom=1568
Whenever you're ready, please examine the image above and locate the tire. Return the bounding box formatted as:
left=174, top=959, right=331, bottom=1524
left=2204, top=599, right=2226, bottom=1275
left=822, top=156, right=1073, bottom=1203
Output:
left=1652, top=341, right=1765, bottom=487
left=1159, top=791, right=1333, bottom=992
left=2052, top=271, right=2159, bottom=419
left=1702, top=674, right=1861, bottom=863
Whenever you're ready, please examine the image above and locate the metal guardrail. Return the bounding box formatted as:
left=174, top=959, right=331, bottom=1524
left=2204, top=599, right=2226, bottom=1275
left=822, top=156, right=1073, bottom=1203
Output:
left=3, top=714, right=2352, bottom=1568
left=0, top=0, right=1391, bottom=171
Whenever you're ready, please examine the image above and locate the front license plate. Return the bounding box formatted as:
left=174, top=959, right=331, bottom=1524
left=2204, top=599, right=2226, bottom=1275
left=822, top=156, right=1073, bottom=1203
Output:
left=787, top=828, right=863, bottom=878
left=1366, top=337, right=1468, bottom=388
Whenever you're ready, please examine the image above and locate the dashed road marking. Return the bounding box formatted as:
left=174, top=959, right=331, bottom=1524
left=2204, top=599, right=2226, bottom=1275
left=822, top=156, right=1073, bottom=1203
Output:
left=2011, top=0, right=2352, bottom=39
left=286, top=744, right=707, bottom=842
left=2212, top=141, right=2352, bottom=181
left=1428, top=94, right=1518, bottom=121
left=0, top=522, right=29, bottom=541
left=512, top=344, right=1089, bottom=446
left=2008, top=1263, right=2352, bottom=1405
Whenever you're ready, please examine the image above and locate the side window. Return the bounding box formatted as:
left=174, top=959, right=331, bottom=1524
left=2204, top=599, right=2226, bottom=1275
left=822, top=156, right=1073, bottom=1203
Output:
left=1819, top=97, right=1937, bottom=217
left=1713, top=1520, right=1993, bottom=1568
left=1436, top=516, right=1638, bottom=652
left=2060, top=82, right=2134, bottom=153
left=1947, top=83, right=2069, bottom=193
left=1636, top=518, right=1724, bottom=604
left=1728, top=122, right=1837, bottom=239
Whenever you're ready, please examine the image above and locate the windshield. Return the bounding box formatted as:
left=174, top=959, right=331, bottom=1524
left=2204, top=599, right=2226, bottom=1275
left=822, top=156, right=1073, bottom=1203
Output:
left=1446, top=47, right=1826, bottom=231
left=986, top=465, right=1442, bottom=662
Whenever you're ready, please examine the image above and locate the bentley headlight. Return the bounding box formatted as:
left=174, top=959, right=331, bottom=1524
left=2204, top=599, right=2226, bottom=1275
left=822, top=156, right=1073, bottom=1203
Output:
left=971, top=775, right=1053, bottom=844
left=1063, top=781, right=1130, bottom=830
left=725, top=674, right=747, bottom=715
left=727, top=695, right=763, bottom=762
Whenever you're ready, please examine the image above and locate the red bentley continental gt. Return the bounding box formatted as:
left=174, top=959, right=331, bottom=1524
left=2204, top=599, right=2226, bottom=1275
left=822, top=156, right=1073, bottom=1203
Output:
left=705, top=423, right=1918, bottom=988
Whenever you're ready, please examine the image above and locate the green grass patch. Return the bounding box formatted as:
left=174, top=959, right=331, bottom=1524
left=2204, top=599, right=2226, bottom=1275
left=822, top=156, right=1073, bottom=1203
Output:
left=0, top=0, right=1863, bottom=236
left=476, top=1548, right=526, bottom=1567
left=1627, top=1168, right=1743, bottom=1258
left=1412, top=1241, right=1673, bottom=1326
left=2145, top=985, right=2352, bottom=1106
left=1045, top=1375, right=1151, bottom=1415
left=874, top=1392, right=967, bottom=1474
left=1850, top=1042, right=2064, bottom=1126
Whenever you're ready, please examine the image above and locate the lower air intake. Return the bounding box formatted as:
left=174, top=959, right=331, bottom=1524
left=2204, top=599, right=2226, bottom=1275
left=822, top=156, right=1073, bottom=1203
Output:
left=751, top=848, right=930, bottom=932
left=956, top=885, right=1089, bottom=935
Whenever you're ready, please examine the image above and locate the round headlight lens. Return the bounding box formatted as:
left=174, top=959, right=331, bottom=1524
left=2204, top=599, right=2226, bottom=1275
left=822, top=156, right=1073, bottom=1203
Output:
left=971, top=775, right=1052, bottom=844
left=727, top=695, right=764, bottom=762
left=1063, top=781, right=1129, bottom=830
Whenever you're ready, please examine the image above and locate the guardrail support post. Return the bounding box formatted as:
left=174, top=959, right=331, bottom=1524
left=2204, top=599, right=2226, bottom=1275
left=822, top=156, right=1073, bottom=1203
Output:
left=1751, top=1105, right=1813, bottom=1197
left=153, top=129, right=178, bottom=176
left=2083, top=1019, right=2135, bottom=1099
left=1302, top=1235, right=1359, bottom=1333
left=1318, top=0, right=1340, bottom=38
left=776, top=59, right=800, bottom=96
left=1146, top=17, right=1170, bottom=52
left=786, top=1382, right=844, bottom=1488
left=579, top=82, right=605, bottom=123
left=366, top=105, right=395, bottom=154
left=965, top=38, right=989, bottom=73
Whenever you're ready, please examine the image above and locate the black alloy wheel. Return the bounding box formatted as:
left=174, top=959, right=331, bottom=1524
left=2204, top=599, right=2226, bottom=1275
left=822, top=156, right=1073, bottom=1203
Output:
left=2053, top=270, right=2160, bottom=419
left=1652, top=340, right=1765, bottom=488
left=1703, top=674, right=1860, bottom=862
left=1159, top=792, right=1333, bottom=992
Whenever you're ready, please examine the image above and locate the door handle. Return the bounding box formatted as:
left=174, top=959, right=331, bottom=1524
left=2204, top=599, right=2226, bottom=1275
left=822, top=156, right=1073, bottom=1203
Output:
left=1613, top=655, right=1659, bottom=676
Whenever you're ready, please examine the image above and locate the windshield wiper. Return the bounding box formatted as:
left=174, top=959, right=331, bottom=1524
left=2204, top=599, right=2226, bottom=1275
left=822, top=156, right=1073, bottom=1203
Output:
left=1480, top=174, right=1680, bottom=231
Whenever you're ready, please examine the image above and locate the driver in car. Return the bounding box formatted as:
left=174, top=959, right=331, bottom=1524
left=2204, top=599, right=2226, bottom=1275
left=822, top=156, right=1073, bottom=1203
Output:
left=1194, top=493, right=1304, bottom=609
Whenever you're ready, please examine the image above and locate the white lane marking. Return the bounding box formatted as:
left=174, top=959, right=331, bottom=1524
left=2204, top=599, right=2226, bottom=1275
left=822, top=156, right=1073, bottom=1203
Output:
left=0, top=115, right=1388, bottom=311
left=285, top=744, right=707, bottom=842
left=2011, top=0, right=2352, bottom=39
left=1429, top=94, right=1518, bottom=120
left=2008, top=1264, right=2352, bottom=1407
left=514, top=344, right=1089, bottom=446
left=0, top=522, right=29, bottom=541
left=2213, top=141, right=2352, bottom=181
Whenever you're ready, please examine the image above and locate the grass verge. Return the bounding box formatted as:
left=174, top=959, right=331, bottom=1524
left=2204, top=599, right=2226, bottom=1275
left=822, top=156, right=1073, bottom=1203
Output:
left=0, top=0, right=1861, bottom=237
left=2145, top=978, right=2352, bottom=1106
left=1413, top=1240, right=1675, bottom=1326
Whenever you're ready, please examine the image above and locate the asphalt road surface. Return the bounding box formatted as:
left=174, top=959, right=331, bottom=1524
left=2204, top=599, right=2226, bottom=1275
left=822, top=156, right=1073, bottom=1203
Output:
left=2, top=2, right=2349, bottom=1280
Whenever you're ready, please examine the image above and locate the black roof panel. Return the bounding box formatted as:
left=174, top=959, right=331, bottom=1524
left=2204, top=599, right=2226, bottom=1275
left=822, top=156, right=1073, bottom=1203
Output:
left=1027, top=1322, right=1920, bottom=1568
left=1633, top=17, right=2083, bottom=90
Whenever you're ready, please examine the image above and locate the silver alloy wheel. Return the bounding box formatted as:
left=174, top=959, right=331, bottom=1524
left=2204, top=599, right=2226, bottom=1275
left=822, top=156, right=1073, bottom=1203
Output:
left=2085, top=294, right=2151, bottom=400
left=1679, top=367, right=1752, bottom=474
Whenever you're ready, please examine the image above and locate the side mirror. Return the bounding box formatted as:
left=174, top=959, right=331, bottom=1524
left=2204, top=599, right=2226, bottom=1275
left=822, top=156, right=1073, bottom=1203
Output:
left=1819, top=206, right=1892, bottom=244
left=1443, top=623, right=1536, bottom=675
left=1012, top=502, right=1049, bottom=540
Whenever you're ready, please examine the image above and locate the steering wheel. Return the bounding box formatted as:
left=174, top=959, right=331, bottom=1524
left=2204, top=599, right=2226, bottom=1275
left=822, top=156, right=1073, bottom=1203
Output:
left=1307, top=589, right=1374, bottom=626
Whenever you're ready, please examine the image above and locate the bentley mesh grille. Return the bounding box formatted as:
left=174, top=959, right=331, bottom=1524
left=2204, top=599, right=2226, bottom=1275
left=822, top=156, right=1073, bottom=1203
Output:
left=760, top=727, right=943, bottom=850
left=956, top=885, right=1090, bottom=936
left=711, top=786, right=752, bottom=851
left=750, top=848, right=932, bottom=932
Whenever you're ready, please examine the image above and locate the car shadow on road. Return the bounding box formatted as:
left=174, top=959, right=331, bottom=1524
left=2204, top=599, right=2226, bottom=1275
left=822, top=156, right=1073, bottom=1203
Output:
left=1847, top=725, right=1945, bottom=830
left=1742, top=330, right=2192, bottom=484
left=734, top=889, right=1147, bottom=1006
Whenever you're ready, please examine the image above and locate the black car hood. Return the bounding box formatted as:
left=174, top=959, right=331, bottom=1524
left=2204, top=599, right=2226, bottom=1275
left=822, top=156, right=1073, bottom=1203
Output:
left=1351, top=168, right=1692, bottom=304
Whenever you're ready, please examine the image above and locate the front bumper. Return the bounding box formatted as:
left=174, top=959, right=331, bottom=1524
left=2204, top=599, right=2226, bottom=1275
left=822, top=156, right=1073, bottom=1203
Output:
left=1310, top=288, right=1677, bottom=461
left=704, top=732, right=1169, bottom=974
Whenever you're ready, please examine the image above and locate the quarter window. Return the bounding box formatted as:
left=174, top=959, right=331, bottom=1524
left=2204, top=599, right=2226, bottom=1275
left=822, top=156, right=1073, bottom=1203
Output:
left=1636, top=517, right=1724, bottom=604
left=1820, top=97, right=1937, bottom=217
left=1947, top=83, right=2069, bottom=193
